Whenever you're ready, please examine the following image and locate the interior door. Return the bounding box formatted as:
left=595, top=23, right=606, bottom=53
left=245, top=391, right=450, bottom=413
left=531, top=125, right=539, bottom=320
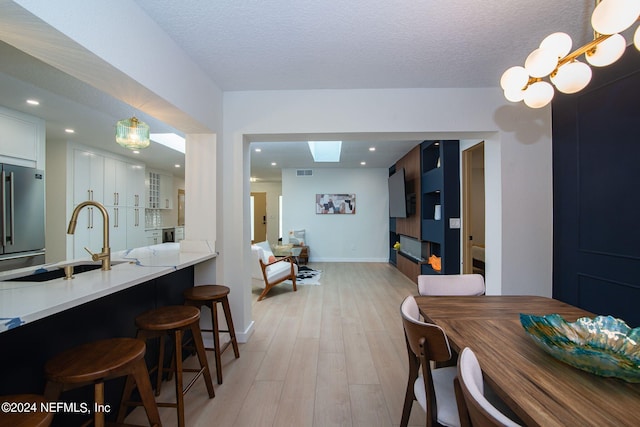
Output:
left=462, top=143, right=485, bottom=275
left=251, top=192, right=267, bottom=243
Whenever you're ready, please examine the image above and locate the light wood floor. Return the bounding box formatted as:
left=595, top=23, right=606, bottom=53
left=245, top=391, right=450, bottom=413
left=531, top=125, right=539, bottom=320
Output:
left=125, top=262, right=427, bottom=426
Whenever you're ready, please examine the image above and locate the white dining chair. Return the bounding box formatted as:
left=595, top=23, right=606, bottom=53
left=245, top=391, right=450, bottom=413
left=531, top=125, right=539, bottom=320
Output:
left=400, top=295, right=460, bottom=427
left=417, top=274, right=485, bottom=296
left=455, top=347, right=522, bottom=427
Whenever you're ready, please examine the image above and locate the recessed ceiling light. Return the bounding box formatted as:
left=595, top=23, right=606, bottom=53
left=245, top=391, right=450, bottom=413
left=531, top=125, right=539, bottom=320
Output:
left=255, top=148, right=262, bottom=152
left=271, top=162, right=277, bottom=166
left=26, top=99, right=39, bottom=106
left=64, top=128, right=75, bottom=133
left=132, top=150, right=140, bottom=154
left=250, top=177, right=257, bottom=182
left=360, top=161, right=366, bottom=165
left=369, top=147, right=376, bottom=151
left=174, top=164, right=181, bottom=168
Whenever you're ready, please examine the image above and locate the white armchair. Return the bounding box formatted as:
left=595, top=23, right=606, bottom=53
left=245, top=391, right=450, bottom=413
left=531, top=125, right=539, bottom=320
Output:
left=251, top=241, right=298, bottom=301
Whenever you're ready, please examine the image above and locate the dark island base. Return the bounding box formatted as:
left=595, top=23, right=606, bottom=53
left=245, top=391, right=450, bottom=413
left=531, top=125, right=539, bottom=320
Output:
left=0, top=266, right=195, bottom=425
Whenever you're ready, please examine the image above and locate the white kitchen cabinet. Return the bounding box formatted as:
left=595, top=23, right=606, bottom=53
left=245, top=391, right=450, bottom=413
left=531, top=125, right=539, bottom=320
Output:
left=103, top=157, right=128, bottom=207
left=127, top=163, right=146, bottom=208
left=146, top=171, right=173, bottom=209
left=107, top=206, right=127, bottom=252
left=175, top=226, right=185, bottom=242
left=73, top=149, right=104, bottom=204
left=70, top=147, right=149, bottom=257
left=0, top=106, right=44, bottom=165
left=145, top=229, right=162, bottom=246
left=71, top=149, right=105, bottom=258
left=159, top=173, right=173, bottom=209
left=127, top=207, right=146, bottom=248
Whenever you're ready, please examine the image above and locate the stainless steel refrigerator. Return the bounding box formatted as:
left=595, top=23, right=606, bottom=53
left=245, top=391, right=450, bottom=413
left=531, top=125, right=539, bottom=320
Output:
left=1, top=164, right=45, bottom=272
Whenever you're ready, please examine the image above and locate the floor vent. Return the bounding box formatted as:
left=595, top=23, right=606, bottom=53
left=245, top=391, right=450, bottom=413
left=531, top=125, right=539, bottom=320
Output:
left=296, top=169, right=313, bottom=176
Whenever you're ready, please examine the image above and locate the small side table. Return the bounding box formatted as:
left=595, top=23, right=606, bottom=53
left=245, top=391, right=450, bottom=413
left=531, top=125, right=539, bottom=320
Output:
left=295, top=245, right=309, bottom=264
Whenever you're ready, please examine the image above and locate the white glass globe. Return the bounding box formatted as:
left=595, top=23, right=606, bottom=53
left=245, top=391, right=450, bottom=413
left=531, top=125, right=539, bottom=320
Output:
left=504, top=87, right=525, bottom=102
left=525, top=48, right=558, bottom=78
left=551, top=61, right=593, bottom=94
left=586, top=33, right=626, bottom=66
left=635, top=25, right=640, bottom=51
left=540, top=32, right=573, bottom=59
left=500, top=66, right=529, bottom=91
left=591, top=0, right=640, bottom=35
left=523, top=81, right=554, bottom=108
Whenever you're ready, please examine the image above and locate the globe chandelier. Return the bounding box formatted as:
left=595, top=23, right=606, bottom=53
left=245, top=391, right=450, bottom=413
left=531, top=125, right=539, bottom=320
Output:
left=501, top=0, right=640, bottom=108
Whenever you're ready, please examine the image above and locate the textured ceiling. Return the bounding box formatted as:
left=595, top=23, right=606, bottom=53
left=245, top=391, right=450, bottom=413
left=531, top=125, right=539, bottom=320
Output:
left=1, top=1, right=600, bottom=181
left=133, top=0, right=593, bottom=91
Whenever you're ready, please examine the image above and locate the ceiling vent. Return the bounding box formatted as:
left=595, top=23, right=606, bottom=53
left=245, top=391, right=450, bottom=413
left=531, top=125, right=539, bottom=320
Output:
left=296, top=169, right=313, bottom=176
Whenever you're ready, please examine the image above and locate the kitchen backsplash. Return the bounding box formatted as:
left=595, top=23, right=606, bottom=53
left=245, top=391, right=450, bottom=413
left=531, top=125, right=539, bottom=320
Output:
left=145, top=209, right=162, bottom=228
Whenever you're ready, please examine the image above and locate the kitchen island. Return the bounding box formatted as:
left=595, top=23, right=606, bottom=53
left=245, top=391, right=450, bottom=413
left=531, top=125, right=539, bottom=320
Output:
left=0, top=242, right=216, bottom=333
left=0, top=242, right=216, bottom=423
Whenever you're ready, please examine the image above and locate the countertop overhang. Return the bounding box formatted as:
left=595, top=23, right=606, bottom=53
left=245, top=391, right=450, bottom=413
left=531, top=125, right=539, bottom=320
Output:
left=0, top=242, right=216, bottom=333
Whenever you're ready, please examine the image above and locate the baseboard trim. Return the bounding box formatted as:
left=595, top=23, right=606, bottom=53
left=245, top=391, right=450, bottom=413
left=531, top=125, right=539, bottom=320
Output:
left=236, top=320, right=255, bottom=343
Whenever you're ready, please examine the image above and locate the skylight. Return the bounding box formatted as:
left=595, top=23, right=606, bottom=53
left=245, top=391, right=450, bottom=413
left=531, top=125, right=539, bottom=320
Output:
left=307, top=141, right=342, bottom=162
left=150, top=133, right=186, bottom=153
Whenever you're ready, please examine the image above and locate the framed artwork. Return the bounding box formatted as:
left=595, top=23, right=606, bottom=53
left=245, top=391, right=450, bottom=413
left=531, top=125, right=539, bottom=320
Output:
left=316, top=193, right=356, bottom=214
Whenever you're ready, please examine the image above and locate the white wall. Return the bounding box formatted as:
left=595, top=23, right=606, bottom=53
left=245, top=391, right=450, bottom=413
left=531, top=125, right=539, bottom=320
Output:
left=282, top=168, right=389, bottom=262
left=222, top=88, right=553, bottom=338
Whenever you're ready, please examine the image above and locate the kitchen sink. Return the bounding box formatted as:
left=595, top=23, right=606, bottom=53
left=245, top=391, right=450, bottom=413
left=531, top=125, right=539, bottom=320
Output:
left=7, top=261, right=127, bottom=282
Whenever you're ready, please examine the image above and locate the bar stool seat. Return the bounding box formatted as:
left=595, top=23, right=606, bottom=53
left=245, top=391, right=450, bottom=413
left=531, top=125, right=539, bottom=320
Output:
left=0, top=394, right=53, bottom=427
left=43, top=337, right=160, bottom=427
left=183, top=285, right=240, bottom=384
left=124, top=305, right=214, bottom=427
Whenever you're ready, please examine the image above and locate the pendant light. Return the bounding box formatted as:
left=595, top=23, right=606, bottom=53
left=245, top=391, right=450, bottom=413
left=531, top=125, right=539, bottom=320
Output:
left=116, top=116, right=150, bottom=149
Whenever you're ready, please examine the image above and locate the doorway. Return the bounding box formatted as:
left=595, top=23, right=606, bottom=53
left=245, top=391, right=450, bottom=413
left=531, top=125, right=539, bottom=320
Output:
left=251, top=192, right=267, bottom=243
left=462, top=142, right=485, bottom=275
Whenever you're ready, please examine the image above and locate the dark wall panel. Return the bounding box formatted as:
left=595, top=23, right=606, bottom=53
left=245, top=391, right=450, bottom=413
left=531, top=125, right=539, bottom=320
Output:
left=552, top=46, right=640, bottom=327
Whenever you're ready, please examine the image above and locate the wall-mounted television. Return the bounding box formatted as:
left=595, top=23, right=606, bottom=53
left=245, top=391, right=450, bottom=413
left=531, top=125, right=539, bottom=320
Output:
left=388, top=168, right=408, bottom=218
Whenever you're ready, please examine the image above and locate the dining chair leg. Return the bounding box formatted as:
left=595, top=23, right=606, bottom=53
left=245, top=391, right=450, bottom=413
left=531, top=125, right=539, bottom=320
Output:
left=400, top=346, right=419, bottom=427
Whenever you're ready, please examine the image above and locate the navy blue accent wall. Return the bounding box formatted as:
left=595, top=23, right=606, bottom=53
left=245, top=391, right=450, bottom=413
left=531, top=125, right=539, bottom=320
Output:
left=552, top=46, right=640, bottom=327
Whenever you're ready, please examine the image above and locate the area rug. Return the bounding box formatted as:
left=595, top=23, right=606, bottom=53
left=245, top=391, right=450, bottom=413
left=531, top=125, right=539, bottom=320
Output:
left=285, top=265, right=322, bottom=286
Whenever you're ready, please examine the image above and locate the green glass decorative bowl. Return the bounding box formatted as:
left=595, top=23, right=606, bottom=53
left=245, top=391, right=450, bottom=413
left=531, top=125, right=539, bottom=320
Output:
left=519, top=313, right=640, bottom=383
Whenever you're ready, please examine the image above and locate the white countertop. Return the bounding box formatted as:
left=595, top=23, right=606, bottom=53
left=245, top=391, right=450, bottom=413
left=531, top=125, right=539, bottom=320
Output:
left=0, top=242, right=216, bottom=333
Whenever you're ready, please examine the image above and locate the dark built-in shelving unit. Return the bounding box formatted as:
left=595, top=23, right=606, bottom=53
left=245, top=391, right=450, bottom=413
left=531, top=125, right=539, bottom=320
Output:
left=389, top=140, right=460, bottom=281
left=420, top=140, right=460, bottom=275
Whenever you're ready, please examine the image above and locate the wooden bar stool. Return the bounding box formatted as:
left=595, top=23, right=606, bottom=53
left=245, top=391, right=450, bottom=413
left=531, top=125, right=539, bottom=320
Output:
left=0, top=394, right=53, bottom=427
left=183, top=285, right=240, bottom=384
left=123, top=305, right=214, bottom=427
left=43, top=337, right=160, bottom=427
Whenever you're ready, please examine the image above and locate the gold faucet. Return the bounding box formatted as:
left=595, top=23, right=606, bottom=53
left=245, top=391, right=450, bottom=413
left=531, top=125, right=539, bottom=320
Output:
left=67, top=200, right=111, bottom=271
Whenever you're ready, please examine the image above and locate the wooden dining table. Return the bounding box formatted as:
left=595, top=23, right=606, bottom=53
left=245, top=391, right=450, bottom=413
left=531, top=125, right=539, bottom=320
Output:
left=415, top=295, right=640, bottom=427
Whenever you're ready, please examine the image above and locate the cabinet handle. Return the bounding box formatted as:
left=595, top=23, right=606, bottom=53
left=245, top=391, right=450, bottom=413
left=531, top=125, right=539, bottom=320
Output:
left=86, top=208, right=91, bottom=229
left=117, top=192, right=120, bottom=205
left=115, top=207, right=119, bottom=228
left=90, top=207, right=94, bottom=229
left=90, top=190, right=94, bottom=200
left=87, top=189, right=91, bottom=200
